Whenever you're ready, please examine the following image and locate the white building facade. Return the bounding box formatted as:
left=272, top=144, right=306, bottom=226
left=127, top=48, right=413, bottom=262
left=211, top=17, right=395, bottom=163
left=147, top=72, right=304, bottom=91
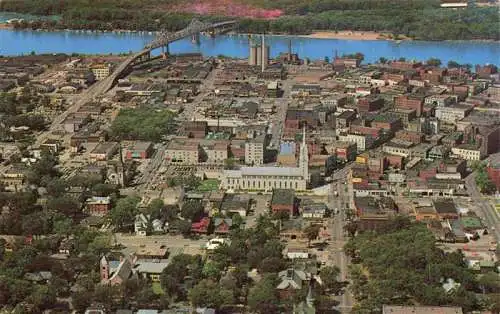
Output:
left=222, top=128, right=309, bottom=191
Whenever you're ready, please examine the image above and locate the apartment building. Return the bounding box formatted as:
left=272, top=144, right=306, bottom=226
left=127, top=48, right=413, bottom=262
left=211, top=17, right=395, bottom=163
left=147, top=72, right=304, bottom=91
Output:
left=165, top=139, right=199, bottom=165
left=245, top=137, right=265, bottom=166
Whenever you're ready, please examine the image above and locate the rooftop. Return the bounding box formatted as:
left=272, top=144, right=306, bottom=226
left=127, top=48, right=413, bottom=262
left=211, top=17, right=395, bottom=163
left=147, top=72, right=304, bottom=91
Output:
left=382, top=305, right=462, bottom=314
left=271, top=189, right=295, bottom=206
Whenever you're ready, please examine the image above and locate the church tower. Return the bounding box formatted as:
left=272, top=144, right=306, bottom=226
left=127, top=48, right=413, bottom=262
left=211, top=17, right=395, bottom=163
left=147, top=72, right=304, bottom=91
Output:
left=299, top=126, right=309, bottom=181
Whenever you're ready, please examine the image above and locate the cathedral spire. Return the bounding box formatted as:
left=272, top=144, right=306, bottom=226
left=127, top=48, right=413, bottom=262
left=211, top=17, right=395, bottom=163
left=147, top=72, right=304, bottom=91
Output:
left=299, top=125, right=309, bottom=182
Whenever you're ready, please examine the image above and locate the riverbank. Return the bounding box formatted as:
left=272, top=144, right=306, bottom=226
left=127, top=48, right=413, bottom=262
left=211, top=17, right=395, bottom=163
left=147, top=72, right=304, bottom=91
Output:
left=300, top=31, right=411, bottom=41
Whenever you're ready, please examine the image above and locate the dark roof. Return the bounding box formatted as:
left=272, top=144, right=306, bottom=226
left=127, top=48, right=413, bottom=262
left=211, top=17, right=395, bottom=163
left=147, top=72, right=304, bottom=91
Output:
left=271, top=189, right=295, bottom=206
left=433, top=199, right=457, bottom=214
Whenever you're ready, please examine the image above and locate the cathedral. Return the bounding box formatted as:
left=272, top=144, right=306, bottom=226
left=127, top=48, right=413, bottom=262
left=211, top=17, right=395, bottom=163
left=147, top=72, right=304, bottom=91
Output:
left=221, top=128, right=309, bottom=191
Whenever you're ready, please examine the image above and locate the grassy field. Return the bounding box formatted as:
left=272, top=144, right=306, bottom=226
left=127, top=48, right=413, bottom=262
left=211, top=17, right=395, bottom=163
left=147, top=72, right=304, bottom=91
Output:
left=152, top=282, right=164, bottom=295
left=196, top=179, right=220, bottom=192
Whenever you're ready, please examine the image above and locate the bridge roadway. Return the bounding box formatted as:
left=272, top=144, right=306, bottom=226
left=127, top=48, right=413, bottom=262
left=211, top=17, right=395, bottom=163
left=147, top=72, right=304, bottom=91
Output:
left=35, top=19, right=237, bottom=146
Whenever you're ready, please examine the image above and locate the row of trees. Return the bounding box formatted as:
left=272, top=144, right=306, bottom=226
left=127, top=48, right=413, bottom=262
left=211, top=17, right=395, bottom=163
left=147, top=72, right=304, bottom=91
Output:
left=473, top=162, right=497, bottom=194
left=2, top=0, right=498, bottom=40
left=110, top=107, right=176, bottom=142
left=153, top=215, right=343, bottom=312
left=239, top=7, right=499, bottom=40
left=344, top=217, right=498, bottom=313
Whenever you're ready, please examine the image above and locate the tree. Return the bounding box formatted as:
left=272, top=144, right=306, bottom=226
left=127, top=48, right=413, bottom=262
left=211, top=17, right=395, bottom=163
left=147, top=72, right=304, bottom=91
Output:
left=224, top=158, right=237, bottom=170
left=27, top=285, right=56, bottom=312
left=202, top=260, right=223, bottom=280
left=71, top=291, right=92, bottom=313
left=110, top=196, right=140, bottom=230
left=188, top=279, right=233, bottom=309
left=304, top=224, right=320, bottom=247
left=427, top=58, right=442, bottom=67
left=91, top=183, right=118, bottom=197
left=231, top=213, right=244, bottom=228
left=324, top=56, right=330, bottom=63
left=171, top=219, right=192, bottom=237
left=259, top=256, right=287, bottom=273
left=181, top=200, right=204, bottom=222
left=160, top=254, right=196, bottom=298
left=319, top=266, right=342, bottom=293
left=478, top=272, right=500, bottom=293
left=0, top=238, right=5, bottom=261
left=146, top=198, right=164, bottom=218
left=248, top=275, right=280, bottom=314
left=344, top=221, right=358, bottom=237
left=379, top=57, right=388, bottom=64
left=52, top=215, right=73, bottom=237
left=46, top=196, right=80, bottom=217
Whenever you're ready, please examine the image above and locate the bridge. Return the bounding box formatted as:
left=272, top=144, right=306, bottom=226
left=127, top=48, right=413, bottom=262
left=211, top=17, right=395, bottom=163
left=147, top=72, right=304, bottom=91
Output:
left=35, top=19, right=238, bottom=145
left=100, top=19, right=238, bottom=93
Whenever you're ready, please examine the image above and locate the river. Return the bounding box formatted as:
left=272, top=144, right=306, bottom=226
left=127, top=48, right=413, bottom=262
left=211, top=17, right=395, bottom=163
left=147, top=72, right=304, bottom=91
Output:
left=1, top=28, right=499, bottom=65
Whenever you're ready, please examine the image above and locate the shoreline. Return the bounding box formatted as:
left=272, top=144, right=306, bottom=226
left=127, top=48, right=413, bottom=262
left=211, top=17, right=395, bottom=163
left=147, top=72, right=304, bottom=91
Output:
left=1, top=23, right=498, bottom=43
left=297, top=31, right=411, bottom=41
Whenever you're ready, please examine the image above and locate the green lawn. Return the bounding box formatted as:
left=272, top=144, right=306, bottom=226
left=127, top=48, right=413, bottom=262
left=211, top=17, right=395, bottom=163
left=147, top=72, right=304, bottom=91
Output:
left=196, top=179, right=220, bottom=192
left=152, top=282, right=164, bottom=295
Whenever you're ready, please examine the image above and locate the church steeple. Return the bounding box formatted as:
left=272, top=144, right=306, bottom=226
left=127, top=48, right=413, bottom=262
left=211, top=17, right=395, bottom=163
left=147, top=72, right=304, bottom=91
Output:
left=299, top=125, right=309, bottom=181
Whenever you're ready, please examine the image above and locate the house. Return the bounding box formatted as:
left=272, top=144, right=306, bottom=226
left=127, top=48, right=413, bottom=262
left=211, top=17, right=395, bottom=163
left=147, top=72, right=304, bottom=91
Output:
left=86, top=196, right=112, bottom=216
left=134, top=260, right=170, bottom=282
left=276, top=268, right=311, bottom=299
left=84, top=305, right=107, bottom=314
left=271, top=189, right=296, bottom=217
left=280, top=219, right=306, bottom=241
left=301, top=202, right=327, bottom=219
left=134, top=214, right=168, bottom=236
left=191, top=217, right=210, bottom=234
left=24, top=271, right=53, bottom=283
left=213, top=218, right=232, bottom=235
left=382, top=305, right=463, bottom=314
left=100, top=255, right=134, bottom=285
left=285, top=246, right=310, bottom=259
left=220, top=193, right=250, bottom=217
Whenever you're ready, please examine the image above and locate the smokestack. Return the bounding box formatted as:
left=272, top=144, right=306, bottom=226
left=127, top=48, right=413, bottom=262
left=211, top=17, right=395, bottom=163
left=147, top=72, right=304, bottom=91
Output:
left=261, top=34, right=265, bottom=73
left=288, top=39, right=292, bottom=60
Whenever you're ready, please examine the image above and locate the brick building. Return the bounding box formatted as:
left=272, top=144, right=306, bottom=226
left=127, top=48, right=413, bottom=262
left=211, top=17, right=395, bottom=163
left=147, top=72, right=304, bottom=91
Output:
left=371, top=114, right=403, bottom=132
left=395, top=130, right=424, bottom=144
left=357, top=96, right=384, bottom=113
left=271, top=189, right=296, bottom=217
left=185, top=121, right=208, bottom=138
left=487, top=161, right=500, bottom=191
left=395, top=95, right=424, bottom=116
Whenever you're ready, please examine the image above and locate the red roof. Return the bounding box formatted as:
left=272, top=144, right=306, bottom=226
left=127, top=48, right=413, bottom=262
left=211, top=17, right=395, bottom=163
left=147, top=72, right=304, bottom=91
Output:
left=191, top=217, right=210, bottom=233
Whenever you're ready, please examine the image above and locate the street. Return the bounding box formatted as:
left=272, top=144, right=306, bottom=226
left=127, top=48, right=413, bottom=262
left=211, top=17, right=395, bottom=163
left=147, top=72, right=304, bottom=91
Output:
left=328, top=166, right=354, bottom=312
left=465, top=152, right=500, bottom=241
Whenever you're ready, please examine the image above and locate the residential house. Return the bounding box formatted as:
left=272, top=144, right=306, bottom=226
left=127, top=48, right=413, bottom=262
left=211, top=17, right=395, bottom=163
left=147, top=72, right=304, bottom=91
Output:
left=134, top=214, right=168, bottom=236
left=191, top=217, right=211, bottom=234
left=220, top=193, right=250, bottom=217
left=213, top=218, right=232, bottom=235
left=382, top=305, right=463, bottom=314
left=86, top=196, right=112, bottom=216
left=134, top=260, right=170, bottom=282
left=276, top=268, right=311, bottom=299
